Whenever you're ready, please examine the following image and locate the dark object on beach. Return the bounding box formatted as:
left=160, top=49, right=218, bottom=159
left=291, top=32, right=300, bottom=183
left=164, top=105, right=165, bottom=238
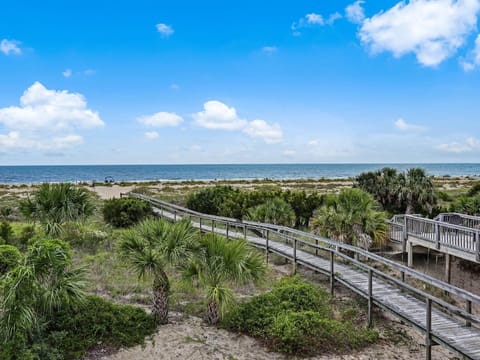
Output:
left=104, top=176, right=115, bottom=183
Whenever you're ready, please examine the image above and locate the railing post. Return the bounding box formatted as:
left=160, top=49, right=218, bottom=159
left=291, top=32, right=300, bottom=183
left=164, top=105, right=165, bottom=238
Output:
left=315, top=238, right=319, bottom=256
left=330, top=250, right=334, bottom=296
left=435, top=223, right=440, bottom=249
left=212, top=220, right=215, bottom=233
left=244, top=224, right=247, bottom=239
left=265, top=230, right=269, bottom=263
left=368, top=269, right=373, bottom=328
left=174, top=210, right=177, bottom=222
left=226, top=223, right=229, bottom=239
left=161, top=207, right=164, bottom=218
left=476, top=231, right=480, bottom=262
left=403, top=216, right=408, bottom=253
left=466, top=300, right=472, bottom=327
left=426, top=298, right=432, bottom=360
left=293, top=238, right=297, bottom=274
left=199, top=217, right=202, bottom=231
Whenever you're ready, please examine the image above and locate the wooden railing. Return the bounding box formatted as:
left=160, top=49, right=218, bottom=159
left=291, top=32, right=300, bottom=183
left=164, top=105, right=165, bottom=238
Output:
left=436, top=213, right=480, bottom=230
left=130, top=193, right=480, bottom=359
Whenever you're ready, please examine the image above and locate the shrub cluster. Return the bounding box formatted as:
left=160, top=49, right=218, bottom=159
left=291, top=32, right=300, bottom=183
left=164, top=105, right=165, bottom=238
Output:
left=103, top=197, right=153, bottom=228
left=186, top=186, right=323, bottom=227
left=223, top=276, right=377, bottom=356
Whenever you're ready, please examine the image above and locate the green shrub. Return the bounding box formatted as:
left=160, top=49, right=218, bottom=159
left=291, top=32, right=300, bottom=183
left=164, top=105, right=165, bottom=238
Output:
left=61, top=222, right=109, bottom=249
left=48, top=295, right=157, bottom=359
left=103, top=197, right=153, bottom=228
left=0, top=220, right=14, bottom=244
left=16, top=224, right=37, bottom=247
left=0, top=245, right=21, bottom=275
left=268, top=311, right=378, bottom=355
left=224, top=276, right=377, bottom=356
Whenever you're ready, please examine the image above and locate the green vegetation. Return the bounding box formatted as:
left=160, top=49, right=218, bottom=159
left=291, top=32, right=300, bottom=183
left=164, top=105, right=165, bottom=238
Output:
left=183, top=234, right=266, bottom=324
left=119, top=218, right=197, bottom=324
left=20, top=183, right=95, bottom=236
left=224, top=276, right=377, bottom=356
left=0, top=245, right=21, bottom=275
left=311, top=188, right=388, bottom=249
left=103, top=197, right=153, bottom=228
left=247, top=197, right=295, bottom=226
left=355, top=167, right=436, bottom=215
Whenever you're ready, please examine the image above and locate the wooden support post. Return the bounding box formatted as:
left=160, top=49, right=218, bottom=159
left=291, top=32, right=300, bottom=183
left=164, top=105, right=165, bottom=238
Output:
left=199, top=217, right=202, bottom=231
left=212, top=220, right=215, bottom=233
left=330, top=250, right=334, bottom=296
left=292, top=239, right=297, bottom=274
left=174, top=210, right=177, bottom=222
left=368, top=269, right=373, bottom=328
left=401, top=271, right=405, bottom=283
left=476, top=231, right=480, bottom=262
left=466, top=300, right=472, bottom=327
left=426, top=298, right=432, bottom=360
left=403, top=217, right=408, bottom=253
left=315, top=238, right=319, bottom=256
left=265, top=230, right=269, bottom=263
left=226, top=223, right=229, bottom=239
left=407, top=242, right=413, bottom=268
left=435, top=223, right=440, bottom=249
left=161, top=207, right=164, bottom=218
left=244, top=224, right=247, bottom=239
left=445, top=253, right=451, bottom=284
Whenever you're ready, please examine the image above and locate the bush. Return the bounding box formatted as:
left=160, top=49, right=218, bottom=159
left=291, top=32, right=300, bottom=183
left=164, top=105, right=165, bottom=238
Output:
left=47, top=295, right=157, bottom=358
left=268, top=311, right=378, bottom=355
left=224, top=276, right=377, bottom=356
left=103, top=197, right=153, bottom=228
left=0, top=245, right=21, bottom=275
left=0, top=220, right=14, bottom=244
left=61, top=222, right=109, bottom=249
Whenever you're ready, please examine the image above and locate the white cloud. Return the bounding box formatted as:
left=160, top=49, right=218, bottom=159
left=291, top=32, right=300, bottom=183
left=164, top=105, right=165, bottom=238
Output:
left=243, top=119, right=283, bottom=144
left=63, top=69, right=72, bottom=78
left=306, top=13, right=324, bottom=25
left=282, top=149, right=297, bottom=157
left=394, top=118, right=427, bottom=131
left=262, top=46, right=278, bottom=54
left=326, top=12, right=343, bottom=25
left=193, top=101, right=247, bottom=130
left=359, top=0, right=480, bottom=67
left=460, top=34, right=480, bottom=70
left=437, top=137, right=480, bottom=153
left=144, top=131, right=159, bottom=140
left=346, top=1, right=365, bottom=24
left=0, top=82, right=102, bottom=151
left=156, top=23, right=174, bottom=37
left=0, top=39, right=21, bottom=55
left=138, top=112, right=184, bottom=127
left=193, top=100, right=283, bottom=144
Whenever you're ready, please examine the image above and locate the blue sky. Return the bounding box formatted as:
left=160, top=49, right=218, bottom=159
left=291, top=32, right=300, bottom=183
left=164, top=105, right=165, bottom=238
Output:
left=1, top=0, right=480, bottom=165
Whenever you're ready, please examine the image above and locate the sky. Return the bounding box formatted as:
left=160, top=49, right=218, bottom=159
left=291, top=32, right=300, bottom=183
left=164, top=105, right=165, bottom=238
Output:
left=1, top=0, right=480, bottom=165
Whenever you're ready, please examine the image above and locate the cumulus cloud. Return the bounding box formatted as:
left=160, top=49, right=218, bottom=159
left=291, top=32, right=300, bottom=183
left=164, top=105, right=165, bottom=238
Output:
left=243, top=120, right=283, bottom=144
left=346, top=1, right=365, bottom=24
left=306, top=13, right=324, bottom=25
left=193, top=101, right=247, bottom=130
left=437, top=137, right=480, bottom=153
left=359, top=0, right=480, bottom=67
left=0, top=39, right=21, bottom=55
left=193, top=100, right=283, bottom=144
left=144, top=131, right=159, bottom=140
left=138, top=112, right=184, bottom=127
left=291, top=11, right=341, bottom=35
left=460, top=34, right=480, bottom=70
left=156, top=23, right=174, bottom=37
left=0, top=82, right=103, bottom=151
left=394, top=118, right=427, bottom=131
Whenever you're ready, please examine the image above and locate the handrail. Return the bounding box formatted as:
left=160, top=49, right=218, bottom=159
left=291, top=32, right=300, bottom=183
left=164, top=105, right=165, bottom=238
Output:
left=131, top=192, right=480, bottom=306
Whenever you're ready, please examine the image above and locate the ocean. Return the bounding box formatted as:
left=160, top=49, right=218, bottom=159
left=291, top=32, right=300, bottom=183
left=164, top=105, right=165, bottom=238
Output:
left=0, top=164, right=479, bottom=184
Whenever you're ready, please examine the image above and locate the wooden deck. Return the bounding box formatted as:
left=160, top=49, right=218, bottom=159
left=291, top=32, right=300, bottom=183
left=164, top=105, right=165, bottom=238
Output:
left=130, top=193, right=480, bottom=360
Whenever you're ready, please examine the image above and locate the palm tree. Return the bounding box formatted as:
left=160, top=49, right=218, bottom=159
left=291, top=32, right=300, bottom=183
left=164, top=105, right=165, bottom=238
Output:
left=0, top=239, right=86, bottom=343
left=311, top=188, right=387, bottom=250
left=183, top=234, right=266, bottom=325
left=398, top=168, right=436, bottom=214
left=118, top=218, right=197, bottom=324
left=20, top=183, right=94, bottom=236
left=247, top=197, right=296, bottom=226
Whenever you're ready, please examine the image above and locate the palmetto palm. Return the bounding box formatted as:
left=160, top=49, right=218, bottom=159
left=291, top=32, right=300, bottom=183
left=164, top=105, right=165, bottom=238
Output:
left=20, top=183, right=94, bottom=236
left=118, top=218, right=197, bottom=324
left=247, top=197, right=296, bottom=226
left=183, top=234, right=266, bottom=325
left=0, top=239, right=86, bottom=343
left=399, top=168, right=436, bottom=215
left=311, top=188, right=387, bottom=249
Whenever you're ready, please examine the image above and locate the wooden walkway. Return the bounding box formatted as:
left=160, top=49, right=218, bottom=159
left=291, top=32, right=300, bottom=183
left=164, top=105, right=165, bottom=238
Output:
left=130, top=193, right=480, bottom=360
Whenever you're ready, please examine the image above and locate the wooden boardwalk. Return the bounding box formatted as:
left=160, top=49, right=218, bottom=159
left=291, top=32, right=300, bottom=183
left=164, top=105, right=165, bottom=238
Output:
left=130, top=193, right=480, bottom=360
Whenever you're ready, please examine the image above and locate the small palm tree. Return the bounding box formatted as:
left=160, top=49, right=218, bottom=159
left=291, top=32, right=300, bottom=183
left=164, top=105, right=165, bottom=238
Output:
left=118, top=218, right=197, bottom=324
left=0, top=239, right=86, bottom=343
left=311, top=188, right=387, bottom=249
left=247, top=197, right=296, bottom=226
left=20, top=183, right=94, bottom=236
left=183, top=234, right=266, bottom=325
left=398, top=168, right=436, bottom=215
